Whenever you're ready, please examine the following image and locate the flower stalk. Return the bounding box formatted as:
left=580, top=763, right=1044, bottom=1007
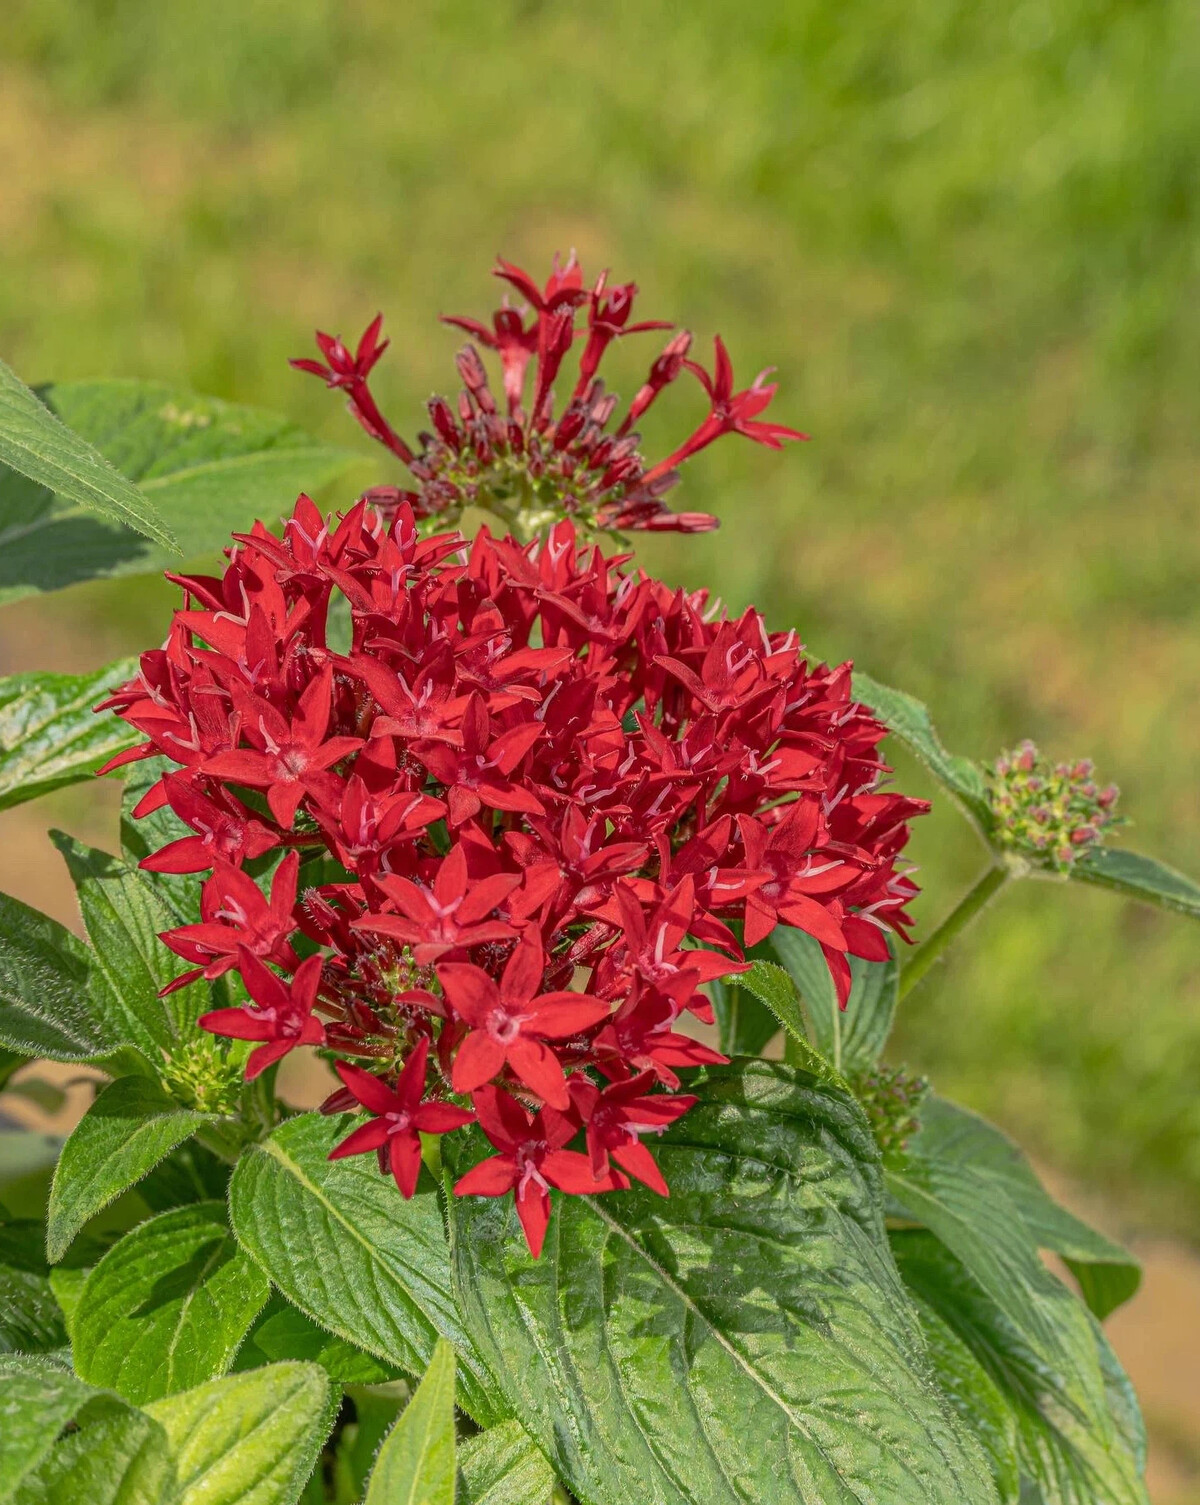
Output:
left=898, top=862, right=1009, bottom=1000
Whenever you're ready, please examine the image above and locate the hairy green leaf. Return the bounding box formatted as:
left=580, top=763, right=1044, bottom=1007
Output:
left=47, top=1076, right=213, bottom=1263
left=1070, top=844, right=1200, bottom=920
left=893, top=1231, right=1148, bottom=1505
left=458, top=1421, right=556, bottom=1505
left=0, top=380, right=363, bottom=605
left=73, top=1201, right=268, bottom=1404
left=53, top=833, right=201, bottom=1058
left=770, top=925, right=899, bottom=1075
left=0, top=660, right=137, bottom=812
left=0, top=359, right=176, bottom=552
left=0, top=1355, right=101, bottom=1498
left=708, top=973, right=778, bottom=1057
left=243, top=1302, right=400, bottom=1385
left=900, top=1097, right=1139, bottom=1320
left=145, top=1362, right=336, bottom=1505
left=138, top=1139, right=232, bottom=1212
left=0, top=1044, right=29, bottom=1088
left=725, top=957, right=842, bottom=1084
left=119, top=757, right=203, bottom=924
left=0, top=888, right=119, bottom=1059
left=913, top=1297, right=1022, bottom=1504
left=365, top=1339, right=456, bottom=1505
left=228, top=1112, right=501, bottom=1424
left=0, top=1221, right=68, bottom=1353
left=10, top=1392, right=177, bottom=1505
left=852, top=670, right=993, bottom=830
left=449, top=1060, right=997, bottom=1505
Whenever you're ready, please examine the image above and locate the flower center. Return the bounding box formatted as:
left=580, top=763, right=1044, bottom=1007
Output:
left=487, top=1007, right=525, bottom=1045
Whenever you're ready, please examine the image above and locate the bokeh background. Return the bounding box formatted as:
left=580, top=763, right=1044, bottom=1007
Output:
left=0, top=1, right=1197, bottom=1494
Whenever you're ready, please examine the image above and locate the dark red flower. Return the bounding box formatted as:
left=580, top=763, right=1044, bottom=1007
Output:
left=104, top=452, right=925, bottom=1236
left=327, top=1037, right=475, bottom=1197
left=438, top=932, right=609, bottom=1108
left=198, top=947, right=325, bottom=1078
left=453, top=1084, right=622, bottom=1257
left=569, top=1070, right=697, bottom=1194
left=201, top=666, right=363, bottom=827
left=139, top=773, right=280, bottom=875
left=292, top=255, right=808, bottom=536
left=159, top=850, right=301, bottom=992
left=355, top=842, right=520, bottom=963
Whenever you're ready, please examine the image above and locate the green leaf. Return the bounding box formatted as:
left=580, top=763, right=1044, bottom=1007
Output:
left=448, top=1060, right=998, bottom=1505
left=53, top=833, right=201, bottom=1059
left=708, top=973, right=778, bottom=1057
left=145, top=1362, right=336, bottom=1505
left=902, top=1097, right=1140, bottom=1320
left=365, top=1340, right=456, bottom=1505
left=0, top=1044, right=29, bottom=1088
left=0, top=888, right=117, bottom=1060
left=725, top=957, right=841, bottom=1080
left=885, top=1160, right=1063, bottom=1356
left=228, top=1113, right=501, bottom=1425
left=120, top=757, right=202, bottom=924
left=852, top=670, right=993, bottom=832
left=10, top=1392, right=177, bottom=1505
left=0, top=379, right=364, bottom=605
left=1070, top=844, right=1200, bottom=920
left=0, top=1354, right=100, bottom=1498
left=138, top=1139, right=231, bottom=1212
left=0, top=1220, right=68, bottom=1353
left=770, top=925, right=900, bottom=1075
left=893, top=1230, right=1148, bottom=1505
left=458, top=1421, right=556, bottom=1505
left=0, top=358, right=176, bottom=552
left=73, top=1201, right=269, bottom=1404
left=0, top=660, right=138, bottom=812
left=244, top=1302, right=400, bottom=1385
left=912, top=1297, right=1022, bottom=1505
left=47, top=1076, right=214, bottom=1263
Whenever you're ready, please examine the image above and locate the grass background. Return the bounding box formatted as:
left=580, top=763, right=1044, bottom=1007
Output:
left=0, top=0, right=1197, bottom=1239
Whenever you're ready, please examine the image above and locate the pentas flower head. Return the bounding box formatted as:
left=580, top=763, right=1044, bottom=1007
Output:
left=989, top=739, right=1122, bottom=873
left=292, top=254, right=807, bottom=538
left=100, top=492, right=925, bottom=1254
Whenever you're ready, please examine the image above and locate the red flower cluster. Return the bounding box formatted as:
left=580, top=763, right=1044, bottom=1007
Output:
left=292, top=254, right=807, bottom=537
left=99, top=494, right=924, bottom=1255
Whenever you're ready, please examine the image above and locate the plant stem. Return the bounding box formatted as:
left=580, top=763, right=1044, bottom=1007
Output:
left=899, top=862, right=1009, bottom=1001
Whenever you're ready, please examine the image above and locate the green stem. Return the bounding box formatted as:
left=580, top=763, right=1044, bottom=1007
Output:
left=899, top=863, right=1009, bottom=1001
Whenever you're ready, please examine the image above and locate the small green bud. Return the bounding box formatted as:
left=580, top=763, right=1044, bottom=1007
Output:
left=988, top=738, right=1123, bottom=875
left=161, top=1036, right=243, bottom=1114
left=850, top=1064, right=931, bottom=1162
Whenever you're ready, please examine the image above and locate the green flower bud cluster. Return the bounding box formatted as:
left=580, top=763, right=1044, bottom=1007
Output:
left=989, top=739, right=1121, bottom=874
left=850, top=1064, right=930, bottom=1161
left=161, top=1037, right=243, bottom=1115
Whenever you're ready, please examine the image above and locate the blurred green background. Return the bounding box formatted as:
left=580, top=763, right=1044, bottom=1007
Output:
left=0, top=0, right=1197, bottom=1244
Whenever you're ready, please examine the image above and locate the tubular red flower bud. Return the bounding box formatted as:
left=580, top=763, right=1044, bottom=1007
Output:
left=293, top=256, right=806, bottom=538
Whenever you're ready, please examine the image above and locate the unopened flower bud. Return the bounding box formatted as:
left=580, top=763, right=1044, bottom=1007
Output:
left=988, top=739, right=1124, bottom=874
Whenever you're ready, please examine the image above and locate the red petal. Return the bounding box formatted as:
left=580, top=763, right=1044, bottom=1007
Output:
left=515, top=1184, right=552, bottom=1259
left=451, top=1030, right=507, bottom=1095
left=335, top=1060, right=399, bottom=1116
left=526, top=993, right=610, bottom=1040
left=437, top=962, right=499, bottom=1027
left=328, top=1119, right=390, bottom=1159
left=612, top=1140, right=669, bottom=1195
left=506, top=1038, right=569, bottom=1110
left=389, top=1131, right=424, bottom=1198
left=453, top=1155, right=518, bottom=1197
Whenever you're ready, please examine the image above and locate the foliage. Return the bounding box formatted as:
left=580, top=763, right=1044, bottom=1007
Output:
left=0, top=256, right=1196, bottom=1504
